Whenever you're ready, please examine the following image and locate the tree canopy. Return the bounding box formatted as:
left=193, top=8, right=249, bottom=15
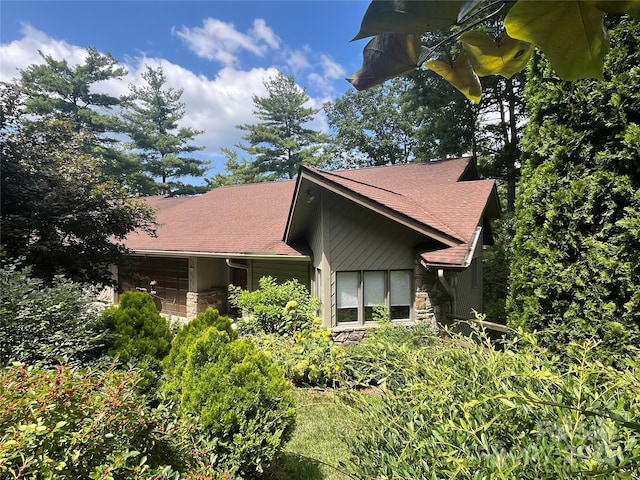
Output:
left=235, top=72, right=331, bottom=181
left=122, top=65, right=208, bottom=196
left=0, top=82, right=155, bottom=286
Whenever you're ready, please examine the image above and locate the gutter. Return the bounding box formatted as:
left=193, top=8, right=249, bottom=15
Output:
left=130, top=249, right=311, bottom=261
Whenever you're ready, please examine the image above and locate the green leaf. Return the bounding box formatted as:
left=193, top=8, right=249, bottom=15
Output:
left=425, top=52, right=482, bottom=103
left=352, top=0, right=465, bottom=41
left=457, top=0, right=485, bottom=23
left=347, top=33, right=424, bottom=90
left=460, top=31, right=534, bottom=78
left=505, top=0, right=608, bottom=80
left=593, top=0, right=640, bottom=20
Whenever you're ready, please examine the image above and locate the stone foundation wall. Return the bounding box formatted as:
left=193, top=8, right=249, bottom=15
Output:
left=186, top=287, right=228, bottom=319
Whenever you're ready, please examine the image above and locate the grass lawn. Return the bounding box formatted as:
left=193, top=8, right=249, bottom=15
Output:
left=263, top=388, right=358, bottom=480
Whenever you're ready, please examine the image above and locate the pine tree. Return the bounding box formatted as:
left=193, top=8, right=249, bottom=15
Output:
left=236, top=72, right=331, bottom=180
left=18, top=48, right=148, bottom=192
left=123, top=66, right=208, bottom=195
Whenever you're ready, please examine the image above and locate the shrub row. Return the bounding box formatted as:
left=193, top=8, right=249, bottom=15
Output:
left=341, top=328, right=640, bottom=479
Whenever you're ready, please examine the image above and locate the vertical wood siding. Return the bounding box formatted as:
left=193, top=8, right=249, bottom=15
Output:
left=325, top=192, right=424, bottom=324
left=251, top=259, right=310, bottom=289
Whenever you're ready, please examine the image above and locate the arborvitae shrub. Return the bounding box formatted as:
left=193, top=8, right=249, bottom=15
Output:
left=162, top=313, right=295, bottom=479
left=161, top=307, right=237, bottom=397
left=507, top=18, right=640, bottom=364
left=99, top=291, right=172, bottom=388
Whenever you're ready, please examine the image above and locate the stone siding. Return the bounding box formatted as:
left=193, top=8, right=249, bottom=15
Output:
left=186, top=287, right=228, bottom=319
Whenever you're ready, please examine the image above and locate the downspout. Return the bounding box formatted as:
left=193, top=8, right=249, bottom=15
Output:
left=437, top=269, right=456, bottom=316
left=225, top=258, right=249, bottom=271
left=226, top=258, right=250, bottom=290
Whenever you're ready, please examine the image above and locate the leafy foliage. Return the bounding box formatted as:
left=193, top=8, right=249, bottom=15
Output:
left=0, top=364, right=189, bottom=479
left=99, top=291, right=173, bottom=389
left=162, top=317, right=296, bottom=479
left=349, top=0, right=640, bottom=101
left=324, top=77, right=421, bottom=166
left=0, top=258, right=108, bottom=368
left=507, top=17, right=640, bottom=364
left=122, top=65, right=208, bottom=196
left=0, top=83, right=155, bottom=286
left=255, top=325, right=346, bottom=388
left=229, top=276, right=320, bottom=335
left=342, top=330, right=640, bottom=479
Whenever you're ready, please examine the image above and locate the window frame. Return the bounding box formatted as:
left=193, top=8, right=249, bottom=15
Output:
left=335, top=269, right=413, bottom=326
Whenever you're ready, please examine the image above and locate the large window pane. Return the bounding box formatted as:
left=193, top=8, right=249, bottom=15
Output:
left=364, top=271, right=385, bottom=322
left=390, top=270, right=411, bottom=320
left=337, top=271, right=359, bottom=323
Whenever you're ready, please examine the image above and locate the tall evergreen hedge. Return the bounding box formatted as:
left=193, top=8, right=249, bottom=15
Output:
left=507, top=17, right=640, bottom=363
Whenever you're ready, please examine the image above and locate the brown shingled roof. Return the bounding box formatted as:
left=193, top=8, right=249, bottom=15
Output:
left=295, top=158, right=499, bottom=267
left=125, top=180, right=307, bottom=257
left=126, top=157, right=499, bottom=268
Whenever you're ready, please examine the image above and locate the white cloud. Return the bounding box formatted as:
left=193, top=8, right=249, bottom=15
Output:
left=286, top=48, right=311, bottom=73
left=307, top=54, right=346, bottom=98
left=249, top=19, right=280, bottom=49
left=173, top=18, right=280, bottom=67
left=0, top=23, right=87, bottom=82
left=0, top=22, right=341, bottom=175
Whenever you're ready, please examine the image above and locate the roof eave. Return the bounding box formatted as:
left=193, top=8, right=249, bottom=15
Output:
left=295, top=166, right=462, bottom=248
left=130, top=249, right=311, bottom=261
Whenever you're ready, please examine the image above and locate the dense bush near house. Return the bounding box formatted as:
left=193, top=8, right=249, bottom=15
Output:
left=162, top=314, right=296, bottom=479
left=0, top=364, right=190, bottom=479
left=99, top=290, right=173, bottom=390
left=342, top=330, right=640, bottom=479
left=341, top=316, right=438, bottom=389
left=228, top=276, right=320, bottom=335
left=255, top=324, right=346, bottom=388
left=0, top=258, right=108, bottom=367
left=162, top=307, right=237, bottom=398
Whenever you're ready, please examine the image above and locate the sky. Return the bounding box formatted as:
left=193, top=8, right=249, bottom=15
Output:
left=0, top=0, right=371, bottom=176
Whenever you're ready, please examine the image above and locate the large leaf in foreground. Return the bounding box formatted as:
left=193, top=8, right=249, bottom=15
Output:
left=505, top=0, right=608, bottom=80
left=426, top=52, right=481, bottom=103
left=460, top=31, right=533, bottom=78
left=347, top=33, right=424, bottom=91
left=352, top=0, right=464, bottom=41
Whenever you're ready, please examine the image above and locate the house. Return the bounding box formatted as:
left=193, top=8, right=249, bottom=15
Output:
left=118, top=157, right=500, bottom=334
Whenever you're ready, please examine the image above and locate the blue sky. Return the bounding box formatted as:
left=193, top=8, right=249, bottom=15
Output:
left=0, top=0, right=371, bottom=175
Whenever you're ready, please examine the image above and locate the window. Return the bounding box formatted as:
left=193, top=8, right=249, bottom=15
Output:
left=336, top=270, right=412, bottom=325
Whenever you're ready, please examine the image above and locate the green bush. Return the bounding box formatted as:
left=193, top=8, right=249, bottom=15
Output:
left=342, top=330, right=640, bottom=479
left=0, top=364, right=189, bottom=479
left=162, top=307, right=237, bottom=398
left=162, top=317, right=296, bottom=479
left=228, top=276, right=320, bottom=335
left=341, top=318, right=438, bottom=389
left=256, top=324, right=346, bottom=388
left=0, top=258, right=108, bottom=367
left=99, top=291, right=173, bottom=389
left=507, top=18, right=640, bottom=364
